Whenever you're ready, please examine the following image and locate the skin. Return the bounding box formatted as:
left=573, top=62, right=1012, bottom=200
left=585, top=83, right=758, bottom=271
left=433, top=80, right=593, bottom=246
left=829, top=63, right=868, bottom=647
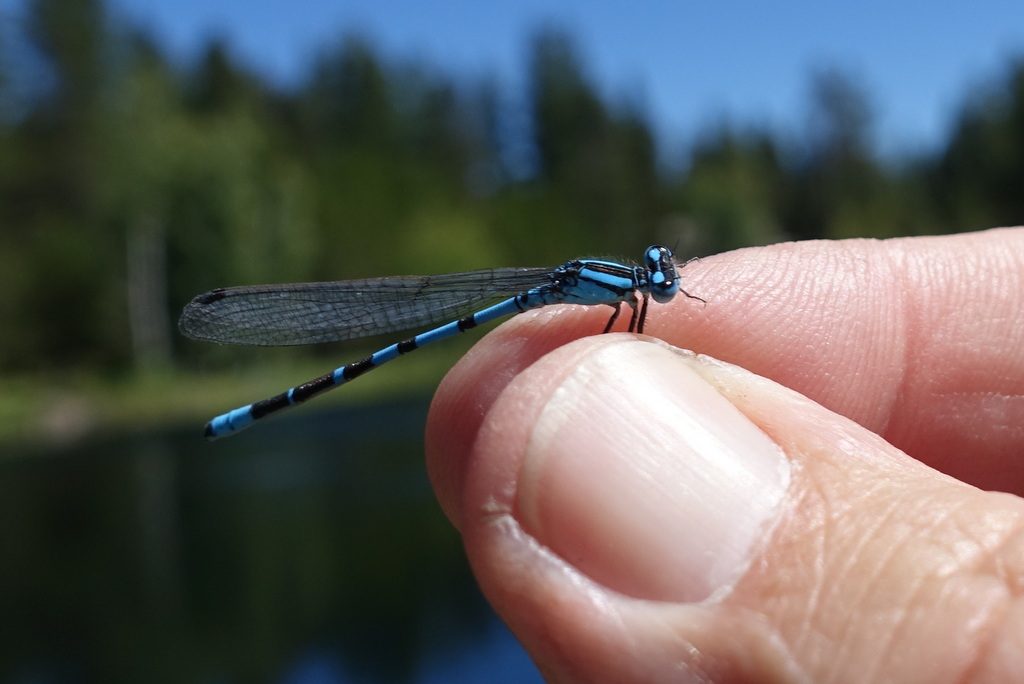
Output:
left=424, top=227, right=1024, bottom=683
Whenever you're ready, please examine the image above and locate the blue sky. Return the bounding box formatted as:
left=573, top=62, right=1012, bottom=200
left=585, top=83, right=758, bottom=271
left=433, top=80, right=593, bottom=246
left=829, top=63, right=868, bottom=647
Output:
left=84, top=1, right=1024, bottom=157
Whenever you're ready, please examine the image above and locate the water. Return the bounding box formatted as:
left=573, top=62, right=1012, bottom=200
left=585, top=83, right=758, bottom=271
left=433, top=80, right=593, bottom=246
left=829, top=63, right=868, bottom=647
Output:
left=0, top=397, right=543, bottom=683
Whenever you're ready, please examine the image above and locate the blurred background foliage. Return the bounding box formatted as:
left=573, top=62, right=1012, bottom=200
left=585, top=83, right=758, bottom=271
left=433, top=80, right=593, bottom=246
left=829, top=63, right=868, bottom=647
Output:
left=2, top=0, right=1023, bottom=437
left=1, top=2, right=1022, bottom=681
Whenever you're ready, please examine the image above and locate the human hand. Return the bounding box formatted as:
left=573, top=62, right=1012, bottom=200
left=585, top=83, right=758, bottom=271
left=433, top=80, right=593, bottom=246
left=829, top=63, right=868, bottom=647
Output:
left=425, top=227, right=1024, bottom=682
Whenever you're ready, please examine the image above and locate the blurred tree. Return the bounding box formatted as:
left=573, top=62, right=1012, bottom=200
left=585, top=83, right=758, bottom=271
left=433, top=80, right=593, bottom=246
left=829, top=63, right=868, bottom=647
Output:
left=1, top=0, right=119, bottom=370
left=0, top=4, right=1018, bottom=389
left=26, top=0, right=104, bottom=123
left=0, top=19, right=17, bottom=366
left=295, top=37, right=410, bottom=277
left=785, top=66, right=887, bottom=240
left=298, top=35, right=394, bottom=155
left=527, top=28, right=663, bottom=254
left=185, top=40, right=258, bottom=114
left=176, top=40, right=316, bottom=289
left=110, top=35, right=179, bottom=370
left=934, top=58, right=1024, bottom=231
left=530, top=29, right=607, bottom=184
left=678, top=125, right=788, bottom=252
left=293, top=36, right=508, bottom=277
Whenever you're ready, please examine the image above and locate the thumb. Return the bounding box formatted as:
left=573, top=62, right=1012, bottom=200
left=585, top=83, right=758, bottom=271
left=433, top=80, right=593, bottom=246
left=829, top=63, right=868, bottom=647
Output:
left=429, top=334, right=1024, bottom=683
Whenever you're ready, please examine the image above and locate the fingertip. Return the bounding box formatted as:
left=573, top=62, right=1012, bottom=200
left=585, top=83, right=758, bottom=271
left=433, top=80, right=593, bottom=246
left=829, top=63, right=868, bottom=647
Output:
left=431, top=329, right=1024, bottom=681
left=424, top=234, right=1024, bottom=681
left=425, top=308, right=608, bottom=527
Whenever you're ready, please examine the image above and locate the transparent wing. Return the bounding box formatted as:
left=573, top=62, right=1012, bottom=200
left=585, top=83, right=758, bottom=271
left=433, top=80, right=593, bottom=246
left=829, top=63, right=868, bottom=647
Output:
left=178, top=266, right=556, bottom=346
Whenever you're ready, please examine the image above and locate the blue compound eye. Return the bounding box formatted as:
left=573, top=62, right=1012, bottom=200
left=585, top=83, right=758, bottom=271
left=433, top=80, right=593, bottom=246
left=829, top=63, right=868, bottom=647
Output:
left=645, top=245, right=679, bottom=303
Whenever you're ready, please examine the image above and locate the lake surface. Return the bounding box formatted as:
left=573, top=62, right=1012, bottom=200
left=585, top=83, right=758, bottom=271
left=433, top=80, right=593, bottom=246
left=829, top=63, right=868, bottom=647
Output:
left=0, top=397, right=543, bottom=683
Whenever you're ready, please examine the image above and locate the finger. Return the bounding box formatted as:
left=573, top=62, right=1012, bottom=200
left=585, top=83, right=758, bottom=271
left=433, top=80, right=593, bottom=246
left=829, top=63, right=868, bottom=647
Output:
left=430, top=336, right=1024, bottom=682
left=428, top=228, right=1024, bottom=508
left=654, top=227, right=1024, bottom=491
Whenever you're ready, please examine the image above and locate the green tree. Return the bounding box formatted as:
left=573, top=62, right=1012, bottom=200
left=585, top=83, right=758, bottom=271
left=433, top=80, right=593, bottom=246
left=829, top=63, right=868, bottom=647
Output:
left=934, top=58, right=1024, bottom=231
left=677, top=126, right=788, bottom=252
left=526, top=28, right=665, bottom=255
left=0, top=3, right=1018, bottom=390
left=1, top=0, right=120, bottom=370
left=785, top=66, right=888, bottom=240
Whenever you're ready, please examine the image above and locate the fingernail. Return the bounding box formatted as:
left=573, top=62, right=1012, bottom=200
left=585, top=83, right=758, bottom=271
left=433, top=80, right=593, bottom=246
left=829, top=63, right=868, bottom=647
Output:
left=518, top=339, right=790, bottom=602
